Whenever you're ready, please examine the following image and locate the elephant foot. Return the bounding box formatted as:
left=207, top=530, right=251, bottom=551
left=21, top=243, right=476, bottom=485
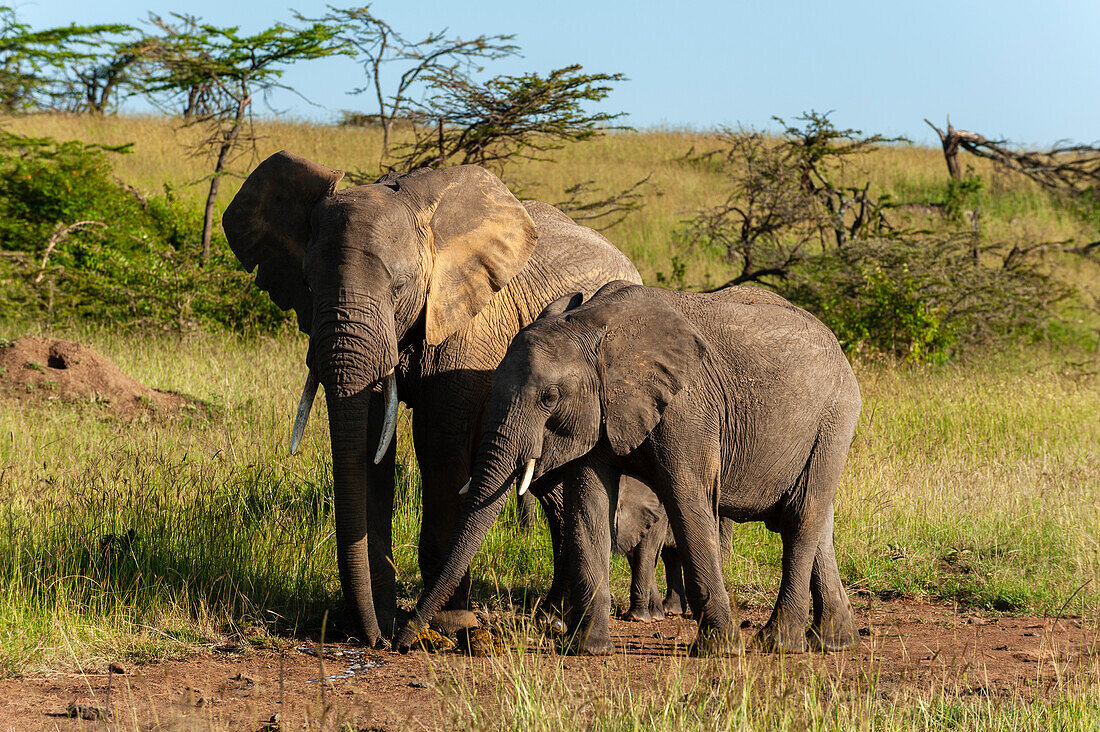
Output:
left=562, top=632, right=615, bottom=656
left=688, top=623, right=740, bottom=657
left=752, top=620, right=807, bottom=654
left=807, top=619, right=859, bottom=652
left=622, top=602, right=666, bottom=623
left=662, top=593, right=690, bottom=617
left=338, top=613, right=387, bottom=649
left=429, top=609, right=479, bottom=636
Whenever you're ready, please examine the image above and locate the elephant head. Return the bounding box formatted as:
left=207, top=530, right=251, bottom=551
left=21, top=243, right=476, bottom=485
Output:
left=396, top=282, right=708, bottom=648
left=223, top=151, right=538, bottom=643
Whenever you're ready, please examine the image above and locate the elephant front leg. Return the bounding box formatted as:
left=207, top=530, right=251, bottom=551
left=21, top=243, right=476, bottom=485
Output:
left=534, top=481, right=568, bottom=634
left=366, top=390, right=398, bottom=639
left=413, top=416, right=478, bottom=636
left=562, top=461, right=619, bottom=656
left=662, top=494, right=737, bottom=656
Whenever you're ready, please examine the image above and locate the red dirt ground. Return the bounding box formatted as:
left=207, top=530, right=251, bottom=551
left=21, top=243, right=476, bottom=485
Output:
left=2, top=600, right=1096, bottom=731
left=0, top=337, right=196, bottom=418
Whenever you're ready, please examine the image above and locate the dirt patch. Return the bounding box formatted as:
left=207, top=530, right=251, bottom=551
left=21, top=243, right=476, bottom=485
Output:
left=1, top=601, right=1095, bottom=731
left=0, top=337, right=197, bottom=418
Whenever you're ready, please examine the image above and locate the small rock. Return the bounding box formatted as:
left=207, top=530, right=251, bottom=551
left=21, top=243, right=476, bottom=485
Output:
left=108, top=662, right=126, bottom=675
left=232, top=672, right=255, bottom=688
left=66, top=702, right=110, bottom=720
left=258, top=712, right=281, bottom=731
left=408, top=680, right=433, bottom=689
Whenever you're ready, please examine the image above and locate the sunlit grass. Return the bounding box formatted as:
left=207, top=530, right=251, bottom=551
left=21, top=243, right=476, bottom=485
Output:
left=431, top=645, right=1100, bottom=731
left=1, top=323, right=1096, bottom=677
left=5, top=114, right=1095, bottom=290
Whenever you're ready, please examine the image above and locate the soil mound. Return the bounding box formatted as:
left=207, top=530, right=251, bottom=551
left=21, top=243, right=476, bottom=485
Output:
left=0, top=337, right=193, bottom=418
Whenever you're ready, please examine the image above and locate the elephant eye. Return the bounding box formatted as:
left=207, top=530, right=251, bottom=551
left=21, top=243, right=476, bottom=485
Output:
left=393, top=273, right=411, bottom=292
left=540, top=385, right=562, bottom=409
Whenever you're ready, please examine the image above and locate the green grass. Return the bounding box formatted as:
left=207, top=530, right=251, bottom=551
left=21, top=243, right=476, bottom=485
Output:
left=432, top=649, right=1100, bottom=731
left=4, top=114, right=1097, bottom=292
left=1, top=323, right=1097, bottom=679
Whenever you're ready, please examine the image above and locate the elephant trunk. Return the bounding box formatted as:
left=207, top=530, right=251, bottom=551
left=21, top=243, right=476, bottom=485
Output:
left=312, top=296, right=400, bottom=644
left=326, top=388, right=382, bottom=643
left=395, top=420, right=524, bottom=650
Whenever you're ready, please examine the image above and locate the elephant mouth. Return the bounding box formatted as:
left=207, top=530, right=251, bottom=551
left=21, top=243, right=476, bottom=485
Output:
left=289, top=368, right=399, bottom=464
left=460, top=455, right=539, bottom=497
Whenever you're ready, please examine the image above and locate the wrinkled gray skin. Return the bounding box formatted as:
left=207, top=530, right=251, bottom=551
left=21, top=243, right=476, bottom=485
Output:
left=222, top=152, right=639, bottom=647
left=396, top=281, right=861, bottom=656
left=615, top=478, right=736, bottom=622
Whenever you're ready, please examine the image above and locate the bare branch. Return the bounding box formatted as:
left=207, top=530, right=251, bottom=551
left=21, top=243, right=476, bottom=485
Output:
left=35, top=220, right=105, bottom=283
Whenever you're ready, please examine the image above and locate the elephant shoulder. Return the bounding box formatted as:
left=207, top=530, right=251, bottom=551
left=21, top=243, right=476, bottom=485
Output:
left=521, top=200, right=576, bottom=227
left=500, top=200, right=640, bottom=326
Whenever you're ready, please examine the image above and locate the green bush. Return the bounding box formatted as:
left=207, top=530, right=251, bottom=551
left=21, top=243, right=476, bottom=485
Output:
left=0, top=130, right=292, bottom=332
left=783, top=235, right=1064, bottom=362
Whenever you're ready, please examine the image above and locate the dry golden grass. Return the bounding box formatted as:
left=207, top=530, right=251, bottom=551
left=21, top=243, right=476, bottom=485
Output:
left=9, top=113, right=1094, bottom=289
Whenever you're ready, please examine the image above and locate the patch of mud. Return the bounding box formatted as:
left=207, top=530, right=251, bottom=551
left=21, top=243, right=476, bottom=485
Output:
left=0, top=337, right=198, bottom=418
left=0, top=601, right=1095, bottom=731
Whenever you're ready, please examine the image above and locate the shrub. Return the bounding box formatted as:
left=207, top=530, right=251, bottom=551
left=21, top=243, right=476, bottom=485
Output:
left=783, top=235, right=1064, bottom=362
left=0, top=130, right=291, bottom=332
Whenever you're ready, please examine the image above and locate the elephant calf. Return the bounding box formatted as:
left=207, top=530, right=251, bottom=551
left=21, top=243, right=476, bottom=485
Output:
left=613, top=477, right=682, bottom=622
left=616, top=479, right=737, bottom=621
left=397, top=281, right=861, bottom=657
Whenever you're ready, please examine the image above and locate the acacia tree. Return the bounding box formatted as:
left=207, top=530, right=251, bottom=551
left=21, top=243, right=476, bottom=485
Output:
left=681, top=113, right=904, bottom=289
left=139, top=14, right=344, bottom=265
left=296, top=5, right=517, bottom=161
left=391, top=64, right=626, bottom=175
left=0, top=6, right=133, bottom=113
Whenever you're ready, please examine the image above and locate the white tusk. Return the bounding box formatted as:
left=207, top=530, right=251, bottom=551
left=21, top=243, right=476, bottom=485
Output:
left=459, top=479, right=471, bottom=495
left=373, top=370, right=399, bottom=464
left=516, top=459, right=536, bottom=496
left=290, top=370, right=319, bottom=455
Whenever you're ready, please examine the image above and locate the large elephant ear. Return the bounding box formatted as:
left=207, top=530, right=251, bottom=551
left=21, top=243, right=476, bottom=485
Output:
left=222, top=150, right=344, bottom=333
left=594, top=289, right=708, bottom=456
left=397, top=165, right=538, bottom=346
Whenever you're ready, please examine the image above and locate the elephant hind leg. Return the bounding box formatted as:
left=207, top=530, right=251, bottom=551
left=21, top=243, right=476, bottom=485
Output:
left=621, top=520, right=667, bottom=622
left=756, top=428, right=852, bottom=654
left=808, top=505, right=859, bottom=651
left=660, top=543, right=689, bottom=617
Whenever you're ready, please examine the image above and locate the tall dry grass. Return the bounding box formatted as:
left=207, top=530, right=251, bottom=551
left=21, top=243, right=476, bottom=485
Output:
left=7, top=113, right=1095, bottom=290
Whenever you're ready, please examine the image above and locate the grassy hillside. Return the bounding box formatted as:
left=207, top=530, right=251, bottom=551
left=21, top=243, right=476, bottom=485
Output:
left=7, top=113, right=1097, bottom=293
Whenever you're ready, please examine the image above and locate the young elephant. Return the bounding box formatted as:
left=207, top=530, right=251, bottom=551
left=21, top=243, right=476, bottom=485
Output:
left=614, top=477, right=682, bottom=622
left=396, top=281, right=861, bottom=656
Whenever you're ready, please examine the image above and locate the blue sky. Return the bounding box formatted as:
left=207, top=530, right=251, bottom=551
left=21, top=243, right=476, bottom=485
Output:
left=17, top=0, right=1100, bottom=146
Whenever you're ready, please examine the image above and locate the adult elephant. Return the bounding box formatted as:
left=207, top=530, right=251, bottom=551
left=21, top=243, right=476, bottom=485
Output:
left=222, top=152, right=640, bottom=647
